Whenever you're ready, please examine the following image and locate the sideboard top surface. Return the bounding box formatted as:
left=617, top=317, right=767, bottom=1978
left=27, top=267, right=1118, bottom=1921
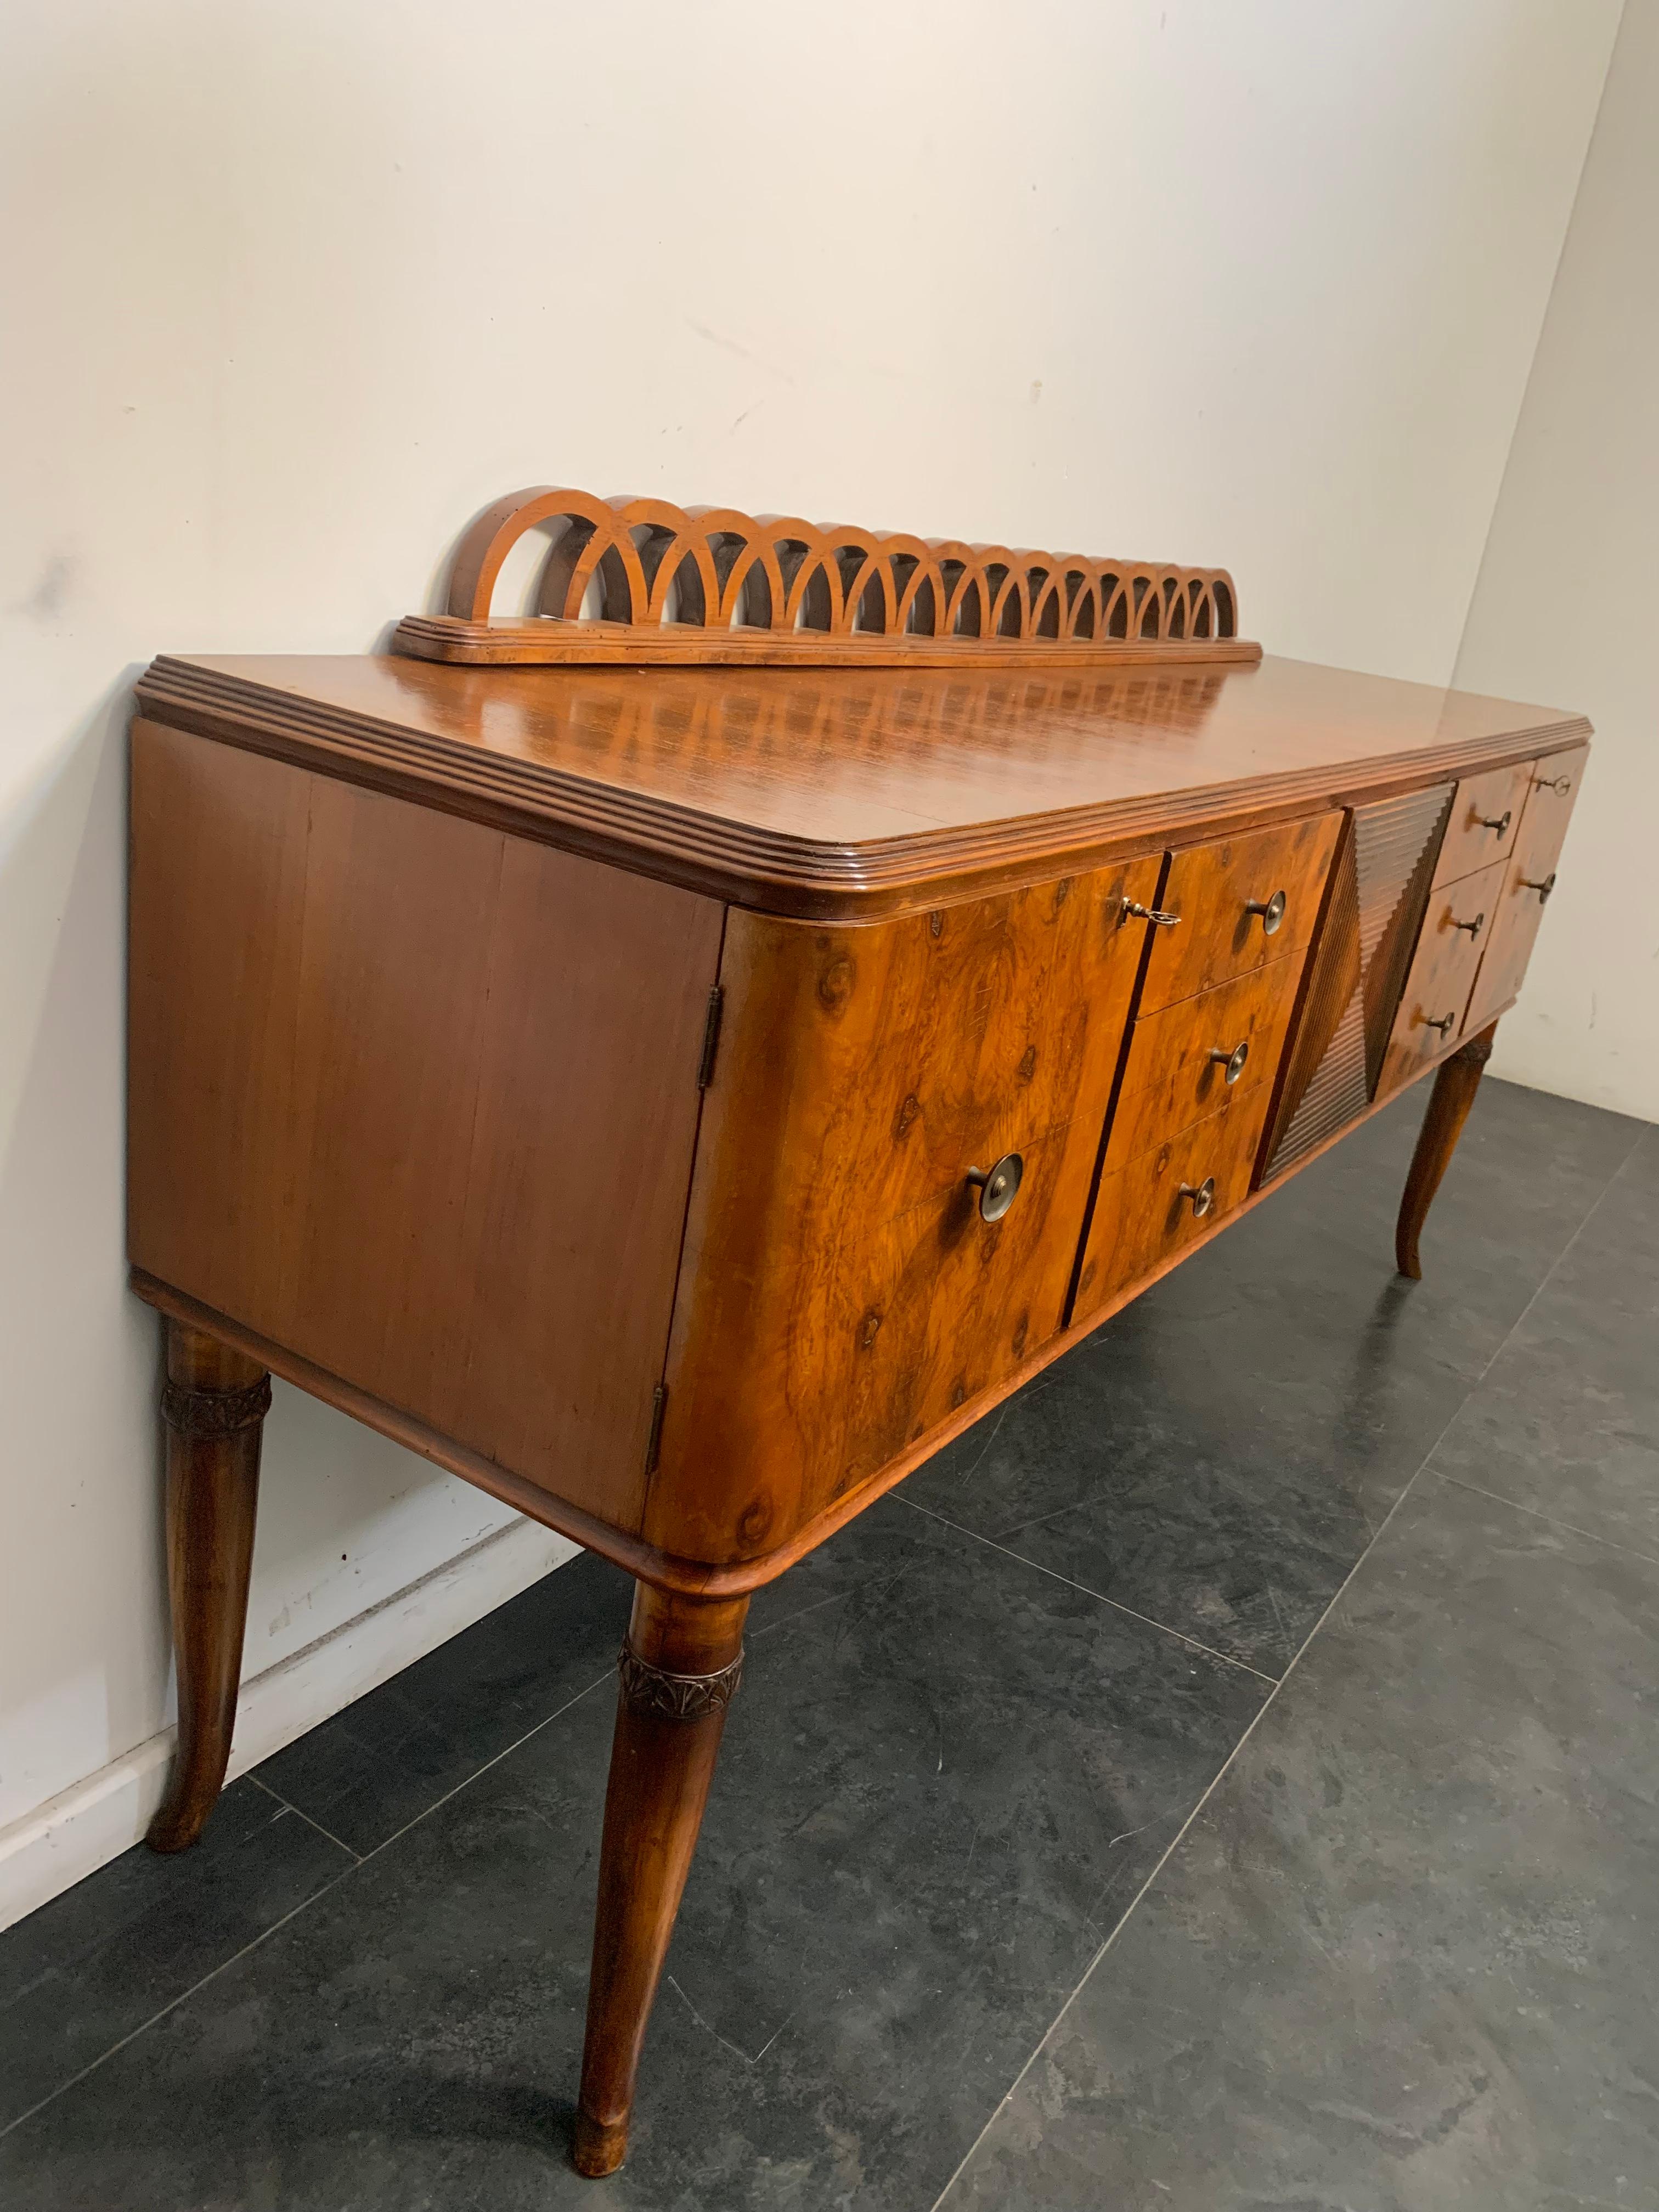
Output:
left=138, top=650, right=1589, bottom=919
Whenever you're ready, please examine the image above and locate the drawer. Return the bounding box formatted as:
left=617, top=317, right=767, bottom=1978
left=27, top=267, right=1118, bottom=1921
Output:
left=1431, top=760, right=1532, bottom=888
left=1073, top=1084, right=1273, bottom=1325
left=1377, top=856, right=1508, bottom=1093
left=1464, top=744, right=1587, bottom=1035
left=1107, top=953, right=1301, bottom=1167
left=1140, top=810, right=1342, bottom=1014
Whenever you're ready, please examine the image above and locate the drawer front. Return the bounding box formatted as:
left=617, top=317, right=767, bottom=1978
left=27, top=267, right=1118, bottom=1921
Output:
left=1378, top=857, right=1508, bottom=1093
left=656, top=855, right=1163, bottom=1564
left=1108, top=953, right=1301, bottom=1167
left=1431, top=760, right=1533, bottom=888
left=1464, top=745, right=1587, bottom=1034
left=1074, top=1085, right=1273, bottom=1324
left=1141, top=810, right=1342, bottom=1014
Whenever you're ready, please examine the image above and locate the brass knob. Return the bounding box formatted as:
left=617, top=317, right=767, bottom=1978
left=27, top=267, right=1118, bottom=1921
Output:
left=1208, top=1039, right=1250, bottom=1085
left=1476, top=809, right=1512, bottom=834
left=1521, top=871, right=1556, bottom=903
left=1178, top=1177, right=1216, bottom=1218
left=1120, top=899, right=1181, bottom=929
left=966, top=1153, right=1024, bottom=1222
left=1451, top=910, right=1485, bottom=940
left=1534, top=773, right=1571, bottom=795
left=1244, top=889, right=1286, bottom=935
left=1419, top=1009, right=1457, bottom=1037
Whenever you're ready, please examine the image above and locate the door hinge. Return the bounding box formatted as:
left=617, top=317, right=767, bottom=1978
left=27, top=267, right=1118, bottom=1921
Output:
left=644, top=1384, right=667, bottom=1475
left=696, top=985, right=724, bottom=1090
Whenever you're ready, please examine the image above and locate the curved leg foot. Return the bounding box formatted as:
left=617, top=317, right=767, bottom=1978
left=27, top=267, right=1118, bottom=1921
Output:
left=573, top=1584, right=748, bottom=2177
left=1396, top=1022, right=1497, bottom=1280
left=145, top=1320, right=269, bottom=1853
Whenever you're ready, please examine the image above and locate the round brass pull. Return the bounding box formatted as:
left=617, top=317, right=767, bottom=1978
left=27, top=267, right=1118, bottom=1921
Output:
left=1521, top=871, right=1557, bottom=903
left=1244, top=889, right=1286, bottom=935
left=1451, top=910, right=1485, bottom=940
left=966, top=1153, right=1024, bottom=1222
left=1534, top=773, right=1571, bottom=795
left=1178, top=1177, right=1216, bottom=1218
left=1120, top=899, right=1181, bottom=929
left=1208, top=1039, right=1250, bottom=1085
left=1419, top=1009, right=1457, bottom=1037
left=1477, top=809, right=1512, bottom=835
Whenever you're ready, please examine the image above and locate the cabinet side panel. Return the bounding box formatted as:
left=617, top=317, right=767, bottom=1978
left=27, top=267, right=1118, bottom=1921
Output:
left=129, top=719, right=722, bottom=1534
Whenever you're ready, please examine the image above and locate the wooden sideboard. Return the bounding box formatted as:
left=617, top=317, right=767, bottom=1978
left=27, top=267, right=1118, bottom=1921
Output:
left=126, top=503, right=1588, bottom=2175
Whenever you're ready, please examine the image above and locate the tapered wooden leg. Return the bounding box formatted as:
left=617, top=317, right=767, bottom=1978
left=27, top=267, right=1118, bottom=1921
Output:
left=572, top=1583, right=749, bottom=2177
left=145, top=1320, right=270, bottom=1853
left=1396, top=1022, right=1497, bottom=1280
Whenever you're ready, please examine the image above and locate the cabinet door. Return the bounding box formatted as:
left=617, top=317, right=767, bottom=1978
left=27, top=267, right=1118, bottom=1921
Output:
left=1464, top=747, right=1587, bottom=1035
left=652, top=857, right=1160, bottom=1566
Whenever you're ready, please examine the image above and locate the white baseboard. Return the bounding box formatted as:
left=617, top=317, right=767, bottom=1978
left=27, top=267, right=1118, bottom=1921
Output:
left=0, top=1515, right=579, bottom=1935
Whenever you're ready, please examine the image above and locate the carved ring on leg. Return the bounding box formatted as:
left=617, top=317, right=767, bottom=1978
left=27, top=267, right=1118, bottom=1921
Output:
left=159, top=1375, right=272, bottom=1439
left=1396, top=1023, right=1496, bottom=1281
left=617, top=1646, right=744, bottom=1722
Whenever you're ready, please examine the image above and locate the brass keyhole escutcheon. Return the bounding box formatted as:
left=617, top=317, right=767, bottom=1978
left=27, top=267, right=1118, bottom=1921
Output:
left=1178, top=1177, right=1216, bottom=1218
left=1245, top=889, right=1286, bottom=935
left=966, top=1153, right=1024, bottom=1223
left=1521, top=871, right=1557, bottom=904
left=1452, top=911, right=1485, bottom=940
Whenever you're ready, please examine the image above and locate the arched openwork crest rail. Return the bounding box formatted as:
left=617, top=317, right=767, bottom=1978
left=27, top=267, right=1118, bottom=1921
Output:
left=394, top=489, right=1257, bottom=672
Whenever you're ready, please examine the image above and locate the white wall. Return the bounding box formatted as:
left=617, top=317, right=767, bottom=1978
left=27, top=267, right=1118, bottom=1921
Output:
left=1455, top=0, right=1657, bottom=1122
left=0, top=1, right=1624, bottom=1911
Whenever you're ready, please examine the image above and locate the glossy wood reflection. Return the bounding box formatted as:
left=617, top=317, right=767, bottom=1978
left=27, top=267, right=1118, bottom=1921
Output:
left=137, top=653, right=1589, bottom=919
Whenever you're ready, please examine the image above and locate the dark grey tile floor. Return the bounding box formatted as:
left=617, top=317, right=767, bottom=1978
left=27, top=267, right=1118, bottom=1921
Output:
left=2, top=1078, right=1654, bottom=2211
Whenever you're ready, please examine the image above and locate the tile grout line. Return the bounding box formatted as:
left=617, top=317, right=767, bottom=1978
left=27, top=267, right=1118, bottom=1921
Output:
left=0, top=1664, right=619, bottom=2145
left=344, top=1664, right=618, bottom=1868
left=243, top=1771, right=363, bottom=1863
left=897, top=1493, right=1280, bottom=1686
left=747, top=1588, right=855, bottom=1644
left=927, top=1139, right=1638, bottom=2211
left=1435, top=1472, right=1659, bottom=1572
left=0, top=1867, right=363, bottom=2146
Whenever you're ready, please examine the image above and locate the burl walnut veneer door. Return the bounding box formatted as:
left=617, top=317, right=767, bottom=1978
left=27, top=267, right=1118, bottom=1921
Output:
left=128, top=721, right=723, bottom=1536
left=652, top=857, right=1163, bottom=1568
